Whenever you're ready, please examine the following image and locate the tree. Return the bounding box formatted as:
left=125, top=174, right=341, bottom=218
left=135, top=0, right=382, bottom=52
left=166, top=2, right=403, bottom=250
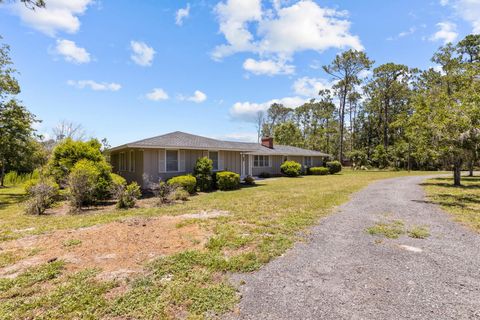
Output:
left=52, top=120, right=86, bottom=141
left=0, top=0, right=45, bottom=9
left=262, top=103, right=292, bottom=136
left=255, top=111, right=265, bottom=142
left=323, top=50, right=373, bottom=162
left=273, top=121, right=303, bottom=147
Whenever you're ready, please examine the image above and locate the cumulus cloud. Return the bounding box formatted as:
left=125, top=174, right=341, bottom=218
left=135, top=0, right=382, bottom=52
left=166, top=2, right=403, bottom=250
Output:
left=67, top=80, right=121, bottom=91
left=230, top=96, right=306, bottom=122
left=212, top=0, right=363, bottom=74
left=55, top=39, right=90, bottom=64
left=146, top=88, right=169, bottom=101
left=243, top=58, right=295, bottom=75
left=430, top=22, right=458, bottom=44
left=130, top=41, right=156, bottom=66
left=292, top=77, right=335, bottom=97
left=180, top=90, right=207, bottom=103
left=175, top=3, right=190, bottom=26
left=442, top=0, right=480, bottom=33
left=10, top=0, right=93, bottom=36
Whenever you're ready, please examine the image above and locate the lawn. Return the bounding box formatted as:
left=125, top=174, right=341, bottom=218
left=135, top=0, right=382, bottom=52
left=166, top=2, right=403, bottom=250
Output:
left=423, top=175, right=480, bottom=232
left=0, top=170, right=437, bottom=319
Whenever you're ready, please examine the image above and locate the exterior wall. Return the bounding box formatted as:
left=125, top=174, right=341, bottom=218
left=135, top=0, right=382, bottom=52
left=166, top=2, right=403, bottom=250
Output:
left=110, top=149, right=144, bottom=186
left=251, top=155, right=283, bottom=176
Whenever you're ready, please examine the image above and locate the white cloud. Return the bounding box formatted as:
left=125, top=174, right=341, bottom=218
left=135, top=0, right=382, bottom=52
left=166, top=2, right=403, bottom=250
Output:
left=146, top=88, right=169, bottom=101
left=230, top=96, right=306, bottom=122
left=213, top=0, right=363, bottom=70
left=67, top=80, right=121, bottom=91
left=175, top=3, right=190, bottom=26
left=449, top=0, right=480, bottom=33
left=10, top=0, right=93, bottom=36
left=217, top=132, right=258, bottom=142
left=293, top=77, right=335, bottom=97
left=130, top=41, right=156, bottom=66
left=243, top=58, right=295, bottom=75
left=180, top=90, right=207, bottom=103
left=430, top=22, right=458, bottom=44
left=55, top=39, right=90, bottom=64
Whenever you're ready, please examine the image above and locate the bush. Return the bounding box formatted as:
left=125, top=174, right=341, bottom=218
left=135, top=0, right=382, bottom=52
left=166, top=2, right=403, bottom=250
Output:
left=280, top=161, right=302, bottom=177
left=258, top=172, right=271, bottom=178
left=172, top=188, right=189, bottom=201
left=309, top=167, right=330, bottom=175
left=216, top=171, right=240, bottom=190
left=116, top=182, right=142, bottom=209
left=110, top=173, right=127, bottom=197
left=5, top=170, right=40, bottom=186
left=24, top=179, right=59, bottom=215
left=167, top=175, right=197, bottom=194
left=194, top=157, right=213, bottom=192
left=326, top=161, right=342, bottom=174
left=243, top=175, right=255, bottom=185
left=67, top=160, right=104, bottom=211
left=154, top=181, right=177, bottom=205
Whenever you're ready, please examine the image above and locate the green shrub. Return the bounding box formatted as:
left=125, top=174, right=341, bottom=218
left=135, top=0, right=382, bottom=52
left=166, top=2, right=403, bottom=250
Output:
left=194, top=157, right=213, bottom=192
left=167, top=175, right=197, bottom=194
left=309, top=167, right=330, bottom=175
left=172, top=188, right=189, bottom=201
left=24, top=179, right=59, bottom=215
left=243, top=175, right=255, bottom=185
left=116, top=182, right=142, bottom=209
left=258, top=172, right=271, bottom=178
left=280, top=161, right=302, bottom=177
left=68, top=160, right=104, bottom=211
left=326, top=161, right=342, bottom=174
left=216, top=171, right=240, bottom=190
left=110, top=173, right=127, bottom=196
left=154, top=181, right=177, bottom=205
left=5, top=170, right=40, bottom=186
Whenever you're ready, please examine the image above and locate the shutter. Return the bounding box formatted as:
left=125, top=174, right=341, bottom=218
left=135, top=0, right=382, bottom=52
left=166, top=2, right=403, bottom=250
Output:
left=218, top=151, right=224, bottom=170
left=158, top=149, right=166, bottom=173
left=179, top=150, right=186, bottom=172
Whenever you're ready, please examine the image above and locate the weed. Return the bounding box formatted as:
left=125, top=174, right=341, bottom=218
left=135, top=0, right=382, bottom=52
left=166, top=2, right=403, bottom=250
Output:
left=408, top=226, right=430, bottom=239
left=366, top=220, right=405, bottom=239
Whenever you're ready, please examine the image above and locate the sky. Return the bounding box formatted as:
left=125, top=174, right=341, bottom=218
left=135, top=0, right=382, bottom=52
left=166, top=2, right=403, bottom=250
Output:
left=1, top=0, right=479, bottom=147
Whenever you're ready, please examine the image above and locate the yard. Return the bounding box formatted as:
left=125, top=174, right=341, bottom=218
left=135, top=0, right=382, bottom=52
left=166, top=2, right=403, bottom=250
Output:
left=0, top=170, right=439, bottom=319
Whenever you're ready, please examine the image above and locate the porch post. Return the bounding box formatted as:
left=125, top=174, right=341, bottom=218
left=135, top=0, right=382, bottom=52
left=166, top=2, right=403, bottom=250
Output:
left=248, top=154, right=253, bottom=176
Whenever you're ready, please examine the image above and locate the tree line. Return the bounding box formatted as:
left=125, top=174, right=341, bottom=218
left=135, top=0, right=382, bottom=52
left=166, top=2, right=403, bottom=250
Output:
left=257, top=34, right=480, bottom=185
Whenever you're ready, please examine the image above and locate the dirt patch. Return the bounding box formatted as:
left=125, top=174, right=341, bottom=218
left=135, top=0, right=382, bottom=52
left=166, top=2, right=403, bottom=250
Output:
left=178, top=210, right=231, bottom=219
left=0, top=215, right=212, bottom=279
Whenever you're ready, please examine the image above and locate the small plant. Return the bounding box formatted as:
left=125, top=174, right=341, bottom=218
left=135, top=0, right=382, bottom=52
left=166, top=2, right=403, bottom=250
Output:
left=243, top=175, right=255, bottom=185
left=24, top=179, right=59, bottom=215
left=110, top=173, right=127, bottom=197
left=408, top=226, right=430, bottom=239
left=366, top=220, right=405, bottom=239
left=326, top=161, right=342, bottom=174
left=308, top=167, right=330, bottom=175
left=172, top=187, right=190, bottom=201
left=154, top=181, right=177, bottom=205
left=216, top=171, right=240, bottom=190
left=67, top=160, right=98, bottom=211
left=194, top=157, right=213, bottom=192
left=280, top=161, right=302, bottom=177
left=116, top=182, right=142, bottom=209
left=258, top=172, right=270, bottom=178
left=63, top=239, right=82, bottom=247
left=167, top=175, right=197, bottom=194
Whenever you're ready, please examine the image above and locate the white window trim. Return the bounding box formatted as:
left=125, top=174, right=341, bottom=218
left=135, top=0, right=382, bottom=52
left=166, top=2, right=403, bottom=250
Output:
left=208, top=150, right=220, bottom=171
left=165, top=149, right=180, bottom=173
left=253, top=155, right=271, bottom=168
left=129, top=150, right=135, bottom=173
left=119, top=152, right=127, bottom=172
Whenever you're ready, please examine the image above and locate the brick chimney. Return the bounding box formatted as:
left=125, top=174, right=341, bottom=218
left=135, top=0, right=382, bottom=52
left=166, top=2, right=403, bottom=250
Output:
left=261, top=137, right=274, bottom=149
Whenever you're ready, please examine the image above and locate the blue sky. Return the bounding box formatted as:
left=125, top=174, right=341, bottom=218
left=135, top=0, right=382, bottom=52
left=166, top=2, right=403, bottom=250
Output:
left=1, top=0, right=479, bottom=146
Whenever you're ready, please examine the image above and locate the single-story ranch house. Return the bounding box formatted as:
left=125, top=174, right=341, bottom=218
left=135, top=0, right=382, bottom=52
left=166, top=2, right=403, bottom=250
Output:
left=110, top=131, right=330, bottom=187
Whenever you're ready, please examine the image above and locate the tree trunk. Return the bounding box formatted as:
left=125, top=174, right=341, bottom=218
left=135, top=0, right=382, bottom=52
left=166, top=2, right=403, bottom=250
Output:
left=339, top=88, right=347, bottom=163
left=0, top=164, right=5, bottom=187
left=468, top=159, right=474, bottom=177
left=383, top=99, right=389, bottom=151
left=453, top=160, right=462, bottom=186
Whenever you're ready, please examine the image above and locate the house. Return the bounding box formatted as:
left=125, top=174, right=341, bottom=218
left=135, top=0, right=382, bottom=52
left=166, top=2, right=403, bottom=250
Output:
left=109, top=131, right=330, bottom=187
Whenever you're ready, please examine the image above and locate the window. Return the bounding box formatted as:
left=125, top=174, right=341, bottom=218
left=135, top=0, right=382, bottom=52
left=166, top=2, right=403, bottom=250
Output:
left=254, top=155, right=270, bottom=167
left=304, top=156, right=312, bottom=168
left=166, top=150, right=179, bottom=172
left=209, top=151, right=219, bottom=171
left=129, top=150, right=135, bottom=172
left=119, top=152, right=126, bottom=171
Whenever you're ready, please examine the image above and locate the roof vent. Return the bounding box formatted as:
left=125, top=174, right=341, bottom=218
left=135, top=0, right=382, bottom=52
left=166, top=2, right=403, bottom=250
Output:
left=261, top=137, right=274, bottom=149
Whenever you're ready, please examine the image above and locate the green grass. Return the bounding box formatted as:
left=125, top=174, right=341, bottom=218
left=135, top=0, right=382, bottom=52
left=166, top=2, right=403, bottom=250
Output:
left=423, top=176, right=480, bottom=232
left=0, top=170, right=438, bottom=318
left=62, top=239, right=82, bottom=247
left=408, top=226, right=430, bottom=239
left=366, top=220, right=405, bottom=239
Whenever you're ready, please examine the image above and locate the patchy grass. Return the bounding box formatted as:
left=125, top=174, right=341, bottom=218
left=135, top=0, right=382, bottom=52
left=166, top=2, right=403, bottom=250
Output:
left=423, top=176, right=480, bottom=232
left=366, top=220, right=405, bottom=239
left=1, top=170, right=438, bottom=318
left=62, top=239, right=82, bottom=247
left=408, top=226, right=430, bottom=239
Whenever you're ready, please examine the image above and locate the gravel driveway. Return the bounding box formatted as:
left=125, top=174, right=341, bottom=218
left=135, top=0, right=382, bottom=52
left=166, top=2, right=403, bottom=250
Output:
left=228, top=175, right=480, bottom=320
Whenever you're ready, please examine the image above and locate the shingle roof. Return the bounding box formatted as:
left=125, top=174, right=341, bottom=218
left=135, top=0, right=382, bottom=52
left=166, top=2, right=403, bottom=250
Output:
left=110, top=131, right=330, bottom=157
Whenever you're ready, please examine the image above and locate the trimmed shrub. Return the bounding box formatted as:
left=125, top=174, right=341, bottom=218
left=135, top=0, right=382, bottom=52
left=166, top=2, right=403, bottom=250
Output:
left=280, top=161, right=302, bottom=177
left=167, top=175, right=197, bottom=194
left=326, top=161, right=342, bottom=174
left=309, top=167, right=330, bottom=175
left=243, top=175, right=255, bottom=185
left=24, top=179, right=59, bottom=215
left=172, top=188, right=189, bottom=201
left=258, top=172, right=271, bottom=178
left=216, top=171, right=240, bottom=190
left=194, top=157, right=213, bottom=192
left=116, top=182, right=141, bottom=209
